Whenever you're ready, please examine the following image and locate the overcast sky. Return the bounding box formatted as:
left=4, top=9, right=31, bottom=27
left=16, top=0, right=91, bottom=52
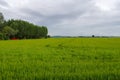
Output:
left=0, top=0, right=120, bottom=36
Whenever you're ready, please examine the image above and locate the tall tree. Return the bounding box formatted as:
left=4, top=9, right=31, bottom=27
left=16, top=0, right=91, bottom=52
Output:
left=0, top=12, right=4, bottom=24
left=0, top=12, right=4, bottom=31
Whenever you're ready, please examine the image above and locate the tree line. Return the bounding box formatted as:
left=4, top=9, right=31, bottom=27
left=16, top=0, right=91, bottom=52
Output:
left=0, top=12, right=48, bottom=40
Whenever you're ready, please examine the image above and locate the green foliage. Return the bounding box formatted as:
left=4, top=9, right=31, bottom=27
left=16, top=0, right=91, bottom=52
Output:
left=2, top=26, right=17, bottom=37
left=0, top=32, right=4, bottom=40
left=0, top=12, right=4, bottom=31
left=0, top=12, right=48, bottom=40
left=0, top=12, right=4, bottom=24
left=0, top=38, right=120, bottom=80
left=4, top=19, right=48, bottom=39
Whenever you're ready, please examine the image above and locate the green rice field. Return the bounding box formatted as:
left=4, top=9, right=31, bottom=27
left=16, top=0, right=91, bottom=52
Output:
left=0, top=38, right=120, bottom=80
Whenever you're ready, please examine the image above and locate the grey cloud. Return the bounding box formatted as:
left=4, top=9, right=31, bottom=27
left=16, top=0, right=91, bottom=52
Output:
left=38, top=10, right=85, bottom=26
left=0, top=0, right=9, bottom=7
left=20, top=8, right=44, bottom=18
left=1, top=0, right=120, bottom=36
left=29, top=0, right=92, bottom=26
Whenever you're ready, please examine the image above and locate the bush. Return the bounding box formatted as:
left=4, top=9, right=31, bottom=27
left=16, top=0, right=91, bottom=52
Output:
left=0, top=32, right=4, bottom=40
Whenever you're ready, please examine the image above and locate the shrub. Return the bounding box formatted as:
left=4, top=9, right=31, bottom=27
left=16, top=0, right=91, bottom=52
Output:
left=0, top=32, right=4, bottom=40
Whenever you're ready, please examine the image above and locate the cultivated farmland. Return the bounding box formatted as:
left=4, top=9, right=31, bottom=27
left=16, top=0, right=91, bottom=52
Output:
left=0, top=38, right=120, bottom=80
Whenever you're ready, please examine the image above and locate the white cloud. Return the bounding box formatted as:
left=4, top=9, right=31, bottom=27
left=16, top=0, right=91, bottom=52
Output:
left=93, top=0, right=119, bottom=11
left=4, top=0, right=28, bottom=8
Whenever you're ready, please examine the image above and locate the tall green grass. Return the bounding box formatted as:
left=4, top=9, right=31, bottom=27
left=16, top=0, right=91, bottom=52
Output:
left=0, top=38, right=120, bottom=80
